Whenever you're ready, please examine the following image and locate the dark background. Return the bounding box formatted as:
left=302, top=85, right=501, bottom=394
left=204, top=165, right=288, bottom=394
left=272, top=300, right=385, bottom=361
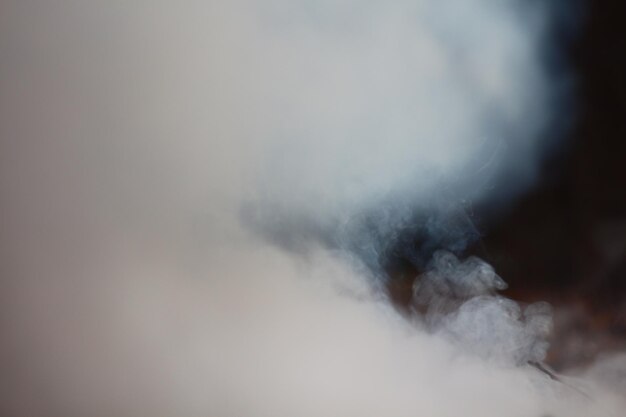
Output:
left=486, top=0, right=626, bottom=368
left=388, top=0, right=626, bottom=370
left=489, top=0, right=626, bottom=305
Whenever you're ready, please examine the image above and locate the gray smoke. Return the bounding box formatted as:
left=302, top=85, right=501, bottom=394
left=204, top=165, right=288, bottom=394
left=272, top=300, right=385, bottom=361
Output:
left=239, top=0, right=558, bottom=270
left=1, top=1, right=624, bottom=417
left=413, top=251, right=552, bottom=366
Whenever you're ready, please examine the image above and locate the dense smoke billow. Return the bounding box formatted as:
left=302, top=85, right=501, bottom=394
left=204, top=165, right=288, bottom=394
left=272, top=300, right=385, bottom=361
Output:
left=1, top=1, right=625, bottom=416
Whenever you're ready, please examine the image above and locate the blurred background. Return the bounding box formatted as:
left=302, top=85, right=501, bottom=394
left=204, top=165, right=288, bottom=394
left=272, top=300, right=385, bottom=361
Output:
left=387, top=0, right=626, bottom=371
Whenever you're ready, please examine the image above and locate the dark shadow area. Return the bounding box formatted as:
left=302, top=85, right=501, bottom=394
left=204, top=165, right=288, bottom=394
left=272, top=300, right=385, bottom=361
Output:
left=387, top=0, right=626, bottom=370
left=484, top=0, right=626, bottom=369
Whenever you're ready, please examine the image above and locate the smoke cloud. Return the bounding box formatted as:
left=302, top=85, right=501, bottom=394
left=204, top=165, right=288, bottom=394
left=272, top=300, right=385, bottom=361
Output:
left=1, top=1, right=624, bottom=417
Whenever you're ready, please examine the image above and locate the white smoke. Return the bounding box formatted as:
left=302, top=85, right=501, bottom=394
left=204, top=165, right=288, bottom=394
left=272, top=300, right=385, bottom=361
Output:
left=0, top=1, right=623, bottom=417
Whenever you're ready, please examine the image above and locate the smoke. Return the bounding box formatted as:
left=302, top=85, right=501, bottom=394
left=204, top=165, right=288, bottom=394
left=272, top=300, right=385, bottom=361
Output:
left=413, top=251, right=553, bottom=366
left=0, top=1, right=623, bottom=417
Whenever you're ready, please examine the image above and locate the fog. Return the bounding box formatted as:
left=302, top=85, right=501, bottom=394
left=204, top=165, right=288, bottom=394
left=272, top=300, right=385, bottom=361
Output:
left=1, top=1, right=624, bottom=416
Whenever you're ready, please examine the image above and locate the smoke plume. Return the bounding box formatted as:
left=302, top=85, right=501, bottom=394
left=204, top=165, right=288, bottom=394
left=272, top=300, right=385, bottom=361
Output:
left=1, top=1, right=624, bottom=416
